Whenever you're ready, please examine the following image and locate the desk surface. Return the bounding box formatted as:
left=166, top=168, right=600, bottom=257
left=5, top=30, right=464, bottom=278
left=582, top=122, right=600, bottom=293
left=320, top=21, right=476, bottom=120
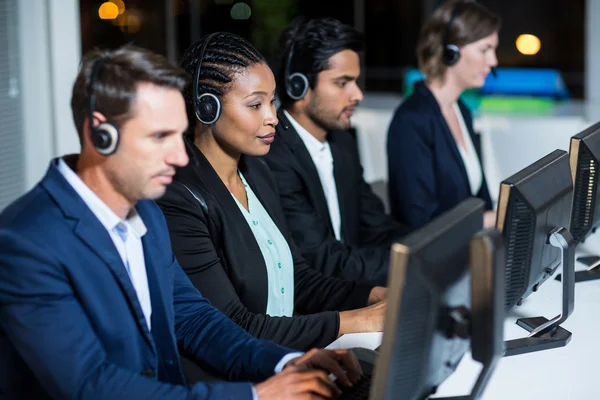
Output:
left=327, top=240, right=600, bottom=399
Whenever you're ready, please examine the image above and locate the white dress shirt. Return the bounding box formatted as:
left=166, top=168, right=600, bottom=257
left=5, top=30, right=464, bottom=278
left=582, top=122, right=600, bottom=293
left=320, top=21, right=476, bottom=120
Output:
left=453, top=103, right=483, bottom=196
left=57, top=158, right=152, bottom=330
left=284, top=110, right=343, bottom=241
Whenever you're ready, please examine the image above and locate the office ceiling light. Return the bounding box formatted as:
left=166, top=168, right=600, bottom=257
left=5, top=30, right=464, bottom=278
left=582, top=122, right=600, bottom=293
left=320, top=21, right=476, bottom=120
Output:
left=516, top=34, right=541, bottom=55
left=110, top=0, right=126, bottom=15
left=99, top=2, right=119, bottom=19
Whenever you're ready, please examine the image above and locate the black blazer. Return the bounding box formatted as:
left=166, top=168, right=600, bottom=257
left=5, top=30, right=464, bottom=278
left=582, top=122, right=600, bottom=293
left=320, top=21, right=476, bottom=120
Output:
left=387, top=80, right=493, bottom=229
left=262, top=111, right=410, bottom=286
left=156, top=140, right=373, bottom=355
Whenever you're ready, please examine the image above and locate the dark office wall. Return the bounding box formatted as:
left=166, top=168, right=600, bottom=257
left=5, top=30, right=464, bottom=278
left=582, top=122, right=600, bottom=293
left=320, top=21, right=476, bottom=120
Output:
left=78, top=0, right=585, bottom=98
left=482, top=0, right=585, bottom=98
left=80, top=0, right=167, bottom=55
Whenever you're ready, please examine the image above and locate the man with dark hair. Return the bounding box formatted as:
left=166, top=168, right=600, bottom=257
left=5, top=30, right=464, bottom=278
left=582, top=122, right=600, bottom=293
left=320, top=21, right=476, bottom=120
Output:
left=0, top=44, right=361, bottom=400
left=264, top=17, right=410, bottom=286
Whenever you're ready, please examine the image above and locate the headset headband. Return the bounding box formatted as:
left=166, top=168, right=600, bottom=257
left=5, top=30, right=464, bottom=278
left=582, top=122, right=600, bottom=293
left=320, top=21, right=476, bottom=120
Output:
left=88, top=55, right=111, bottom=128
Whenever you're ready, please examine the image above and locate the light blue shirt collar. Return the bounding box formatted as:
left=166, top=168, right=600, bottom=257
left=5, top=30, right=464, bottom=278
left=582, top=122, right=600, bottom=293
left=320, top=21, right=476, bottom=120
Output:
left=56, top=158, right=147, bottom=238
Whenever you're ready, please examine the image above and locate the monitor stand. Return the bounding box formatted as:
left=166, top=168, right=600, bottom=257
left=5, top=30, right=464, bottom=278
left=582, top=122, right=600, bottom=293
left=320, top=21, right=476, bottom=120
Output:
left=431, top=363, right=499, bottom=400
left=555, top=254, right=600, bottom=283
left=432, top=229, right=505, bottom=400
left=504, top=227, right=575, bottom=357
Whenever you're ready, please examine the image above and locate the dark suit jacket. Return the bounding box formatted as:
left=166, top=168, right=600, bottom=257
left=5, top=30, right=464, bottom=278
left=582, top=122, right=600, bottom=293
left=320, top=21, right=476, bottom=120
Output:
left=262, top=111, right=410, bottom=286
left=387, top=80, right=493, bottom=229
left=156, top=140, right=374, bottom=356
left=0, top=158, right=292, bottom=400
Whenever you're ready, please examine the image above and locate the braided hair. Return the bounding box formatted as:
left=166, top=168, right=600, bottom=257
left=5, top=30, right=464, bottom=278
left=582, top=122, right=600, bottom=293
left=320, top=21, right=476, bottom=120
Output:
left=180, top=32, right=266, bottom=138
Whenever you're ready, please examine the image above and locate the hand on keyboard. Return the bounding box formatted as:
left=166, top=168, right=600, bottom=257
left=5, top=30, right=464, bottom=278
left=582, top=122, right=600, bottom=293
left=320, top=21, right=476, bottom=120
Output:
left=284, top=348, right=364, bottom=388
left=255, top=366, right=341, bottom=399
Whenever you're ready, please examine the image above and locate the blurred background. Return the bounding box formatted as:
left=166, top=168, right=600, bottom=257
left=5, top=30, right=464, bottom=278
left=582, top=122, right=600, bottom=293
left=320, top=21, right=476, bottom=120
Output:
left=1, top=0, right=597, bottom=211
left=77, top=0, right=585, bottom=95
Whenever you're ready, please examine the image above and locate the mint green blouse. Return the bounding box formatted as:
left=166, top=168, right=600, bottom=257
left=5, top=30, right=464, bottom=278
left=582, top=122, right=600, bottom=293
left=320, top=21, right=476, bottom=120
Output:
left=231, top=172, right=295, bottom=317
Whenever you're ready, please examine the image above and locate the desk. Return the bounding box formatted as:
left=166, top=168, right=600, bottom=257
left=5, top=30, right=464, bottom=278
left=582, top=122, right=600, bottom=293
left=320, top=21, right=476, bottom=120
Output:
left=326, top=244, right=600, bottom=399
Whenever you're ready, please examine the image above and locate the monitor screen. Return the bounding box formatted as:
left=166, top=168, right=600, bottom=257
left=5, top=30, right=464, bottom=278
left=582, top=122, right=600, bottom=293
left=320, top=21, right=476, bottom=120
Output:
left=371, top=198, right=484, bottom=400
left=496, top=149, right=572, bottom=312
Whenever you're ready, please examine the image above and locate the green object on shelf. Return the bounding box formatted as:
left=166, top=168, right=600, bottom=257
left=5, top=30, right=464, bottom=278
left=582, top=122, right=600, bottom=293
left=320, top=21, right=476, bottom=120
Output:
left=402, top=68, right=562, bottom=115
left=458, top=89, right=482, bottom=112
left=478, top=96, right=556, bottom=114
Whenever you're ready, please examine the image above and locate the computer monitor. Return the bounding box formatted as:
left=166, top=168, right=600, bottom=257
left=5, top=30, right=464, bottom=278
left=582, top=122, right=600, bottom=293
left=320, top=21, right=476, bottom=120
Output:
left=557, top=121, right=600, bottom=282
left=365, top=198, right=505, bottom=400
left=495, top=149, right=576, bottom=356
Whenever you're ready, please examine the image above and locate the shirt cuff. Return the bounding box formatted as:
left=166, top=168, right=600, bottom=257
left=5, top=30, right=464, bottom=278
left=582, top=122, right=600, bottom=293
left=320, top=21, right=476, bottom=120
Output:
left=274, top=352, right=305, bottom=374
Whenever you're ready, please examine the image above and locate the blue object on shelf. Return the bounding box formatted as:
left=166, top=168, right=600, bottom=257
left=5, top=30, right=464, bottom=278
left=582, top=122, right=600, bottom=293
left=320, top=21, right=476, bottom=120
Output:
left=403, top=67, right=570, bottom=99
left=480, top=67, right=570, bottom=99
left=403, top=69, right=426, bottom=97
left=402, top=69, right=480, bottom=110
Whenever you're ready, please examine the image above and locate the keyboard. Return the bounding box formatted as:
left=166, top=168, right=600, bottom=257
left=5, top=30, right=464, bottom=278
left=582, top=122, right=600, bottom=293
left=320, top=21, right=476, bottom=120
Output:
left=337, top=347, right=378, bottom=400
left=338, top=371, right=373, bottom=400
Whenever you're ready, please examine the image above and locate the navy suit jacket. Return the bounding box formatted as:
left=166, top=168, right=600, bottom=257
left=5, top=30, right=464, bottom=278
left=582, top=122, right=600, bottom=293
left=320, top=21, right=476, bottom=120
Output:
left=0, top=158, right=292, bottom=399
left=387, top=81, right=493, bottom=229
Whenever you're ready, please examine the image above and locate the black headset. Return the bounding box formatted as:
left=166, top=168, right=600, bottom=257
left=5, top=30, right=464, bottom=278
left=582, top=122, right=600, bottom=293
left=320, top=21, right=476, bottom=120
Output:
left=193, top=32, right=222, bottom=125
left=88, top=56, right=120, bottom=156
left=442, top=2, right=465, bottom=66
left=284, top=37, right=310, bottom=101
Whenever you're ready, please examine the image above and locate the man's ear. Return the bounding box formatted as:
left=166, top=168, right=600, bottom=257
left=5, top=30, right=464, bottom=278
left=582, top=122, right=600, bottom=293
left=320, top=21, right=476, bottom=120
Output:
left=297, top=87, right=313, bottom=108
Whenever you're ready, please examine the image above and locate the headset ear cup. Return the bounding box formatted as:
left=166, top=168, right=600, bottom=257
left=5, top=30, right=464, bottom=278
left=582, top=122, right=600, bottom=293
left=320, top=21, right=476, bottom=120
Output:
left=286, top=72, right=309, bottom=100
left=195, top=93, right=221, bottom=125
left=443, top=44, right=461, bottom=66
left=92, top=121, right=120, bottom=156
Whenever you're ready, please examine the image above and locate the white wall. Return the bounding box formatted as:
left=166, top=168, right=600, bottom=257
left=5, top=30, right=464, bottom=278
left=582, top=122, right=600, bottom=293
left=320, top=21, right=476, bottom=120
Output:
left=584, top=0, right=600, bottom=122
left=585, top=0, right=600, bottom=103
left=47, top=0, right=82, bottom=157
left=18, top=0, right=81, bottom=190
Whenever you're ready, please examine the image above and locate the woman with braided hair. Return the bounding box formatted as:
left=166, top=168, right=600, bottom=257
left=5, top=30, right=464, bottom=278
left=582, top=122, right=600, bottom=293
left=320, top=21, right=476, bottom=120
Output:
left=156, top=32, right=386, bottom=383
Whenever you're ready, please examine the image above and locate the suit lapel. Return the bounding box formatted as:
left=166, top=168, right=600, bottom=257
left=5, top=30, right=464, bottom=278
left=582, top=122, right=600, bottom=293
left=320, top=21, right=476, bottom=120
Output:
left=140, top=222, right=176, bottom=363
left=185, top=142, right=252, bottom=230
left=276, top=115, right=335, bottom=232
left=240, top=157, right=271, bottom=217
left=328, top=137, right=348, bottom=240
left=181, top=143, right=269, bottom=309
left=416, top=82, right=471, bottom=194
left=440, top=115, right=469, bottom=183
left=241, top=157, right=288, bottom=236
left=42, top=161, right=156, bottom=353
left=73, top=215, right=156, bottom=352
